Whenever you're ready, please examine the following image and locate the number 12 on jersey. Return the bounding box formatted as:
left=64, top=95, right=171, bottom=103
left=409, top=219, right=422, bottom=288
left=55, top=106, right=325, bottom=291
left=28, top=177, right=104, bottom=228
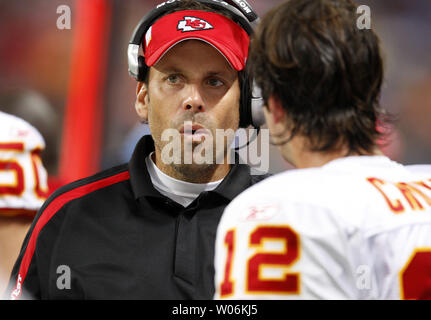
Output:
left=219, top=225, right=301, bottom=297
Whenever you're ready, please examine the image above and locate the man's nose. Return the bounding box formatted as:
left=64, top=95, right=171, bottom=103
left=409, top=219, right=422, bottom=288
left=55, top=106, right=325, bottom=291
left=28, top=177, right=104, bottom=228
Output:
left=182, top=84, right=205, bottom=113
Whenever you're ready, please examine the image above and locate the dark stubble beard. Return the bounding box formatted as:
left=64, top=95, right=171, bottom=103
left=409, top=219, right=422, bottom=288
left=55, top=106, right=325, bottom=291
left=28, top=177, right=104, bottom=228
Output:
left=154, top=110, right=229, bottom=182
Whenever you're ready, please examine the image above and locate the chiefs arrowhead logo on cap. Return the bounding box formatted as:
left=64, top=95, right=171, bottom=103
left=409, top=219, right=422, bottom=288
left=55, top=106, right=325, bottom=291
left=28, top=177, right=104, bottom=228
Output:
left=177, top=16, right=214, bottom=32
left=144, top=10, right=249, bottom=71
left=145, top=26, right=152, bottom=48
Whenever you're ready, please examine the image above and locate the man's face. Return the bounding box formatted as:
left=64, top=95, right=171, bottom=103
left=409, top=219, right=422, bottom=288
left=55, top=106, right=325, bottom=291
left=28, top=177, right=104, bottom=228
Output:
left=138, top=40, right=240, bottom=176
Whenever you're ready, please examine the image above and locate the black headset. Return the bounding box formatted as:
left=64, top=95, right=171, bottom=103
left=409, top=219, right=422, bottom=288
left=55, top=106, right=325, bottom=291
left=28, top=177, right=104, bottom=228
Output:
left=127, top=0, right=265, bottom=128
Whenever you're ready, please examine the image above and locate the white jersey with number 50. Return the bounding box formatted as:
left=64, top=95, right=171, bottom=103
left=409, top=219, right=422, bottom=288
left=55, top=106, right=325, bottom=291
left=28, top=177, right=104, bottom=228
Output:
left=0, top=111, right=49, bottom=215
left=214, top=156, right=431, bottom=300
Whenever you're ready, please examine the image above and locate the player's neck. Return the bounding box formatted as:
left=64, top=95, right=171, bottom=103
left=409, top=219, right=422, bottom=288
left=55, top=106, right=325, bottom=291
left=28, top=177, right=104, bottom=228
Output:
left=285, top=136, right=384, bottom=169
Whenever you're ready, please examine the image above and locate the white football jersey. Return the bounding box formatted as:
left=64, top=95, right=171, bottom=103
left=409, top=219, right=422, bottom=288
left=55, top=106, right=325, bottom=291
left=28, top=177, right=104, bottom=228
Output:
left=214, top=156, right=431, bottom=300
left=0, top=111, right=49, bottom=215
left=405, top=164, right=431, bottom=175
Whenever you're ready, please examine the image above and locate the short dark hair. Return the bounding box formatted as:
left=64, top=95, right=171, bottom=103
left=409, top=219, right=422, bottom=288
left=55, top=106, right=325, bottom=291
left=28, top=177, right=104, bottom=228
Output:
left=249, top=0, right=386, bottom=154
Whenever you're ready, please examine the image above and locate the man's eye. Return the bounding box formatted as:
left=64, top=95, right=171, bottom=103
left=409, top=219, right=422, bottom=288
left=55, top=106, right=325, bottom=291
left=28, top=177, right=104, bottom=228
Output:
left=207, top=78, right=224, bottom=87
left=167, top=75, right=181, bottom=84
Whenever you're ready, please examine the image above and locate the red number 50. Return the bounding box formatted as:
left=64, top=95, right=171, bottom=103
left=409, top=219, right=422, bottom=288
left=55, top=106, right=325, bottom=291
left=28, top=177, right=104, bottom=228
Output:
left=0, top=142, right=49, bottom=199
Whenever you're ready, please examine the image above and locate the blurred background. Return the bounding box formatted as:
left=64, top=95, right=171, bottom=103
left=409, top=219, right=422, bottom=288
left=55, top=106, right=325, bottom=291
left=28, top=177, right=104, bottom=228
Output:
left=0, top=0, right=430, bottom=191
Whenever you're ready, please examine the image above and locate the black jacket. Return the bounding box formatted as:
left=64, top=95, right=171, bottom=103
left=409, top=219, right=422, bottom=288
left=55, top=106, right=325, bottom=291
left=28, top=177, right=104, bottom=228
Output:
left=6, top=135, right=270, bottom=299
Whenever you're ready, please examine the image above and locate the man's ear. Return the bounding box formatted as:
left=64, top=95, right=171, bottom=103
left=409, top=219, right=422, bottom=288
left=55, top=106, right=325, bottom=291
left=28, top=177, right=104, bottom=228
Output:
left=135, top=81, right=149, bottom=122
left=267, top=95, right=286, bottom=124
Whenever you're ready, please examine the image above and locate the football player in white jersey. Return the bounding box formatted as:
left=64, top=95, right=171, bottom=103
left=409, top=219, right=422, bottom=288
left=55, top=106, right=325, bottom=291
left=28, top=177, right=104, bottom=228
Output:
left=0, top=111, right=49, bottom=295
left=214, top=0, right=431, bottom=299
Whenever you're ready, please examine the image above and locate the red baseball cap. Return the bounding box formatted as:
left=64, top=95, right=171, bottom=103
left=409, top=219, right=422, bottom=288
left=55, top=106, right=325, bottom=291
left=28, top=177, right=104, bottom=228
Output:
left=143, top=10, right=250, bottom=71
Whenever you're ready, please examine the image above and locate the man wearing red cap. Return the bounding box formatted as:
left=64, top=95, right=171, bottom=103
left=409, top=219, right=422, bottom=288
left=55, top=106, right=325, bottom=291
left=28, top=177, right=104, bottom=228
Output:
left=6, top=0, right=268, bottom=299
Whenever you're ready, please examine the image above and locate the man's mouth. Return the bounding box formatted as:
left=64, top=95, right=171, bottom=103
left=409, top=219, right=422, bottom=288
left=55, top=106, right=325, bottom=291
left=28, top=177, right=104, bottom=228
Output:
left=179, top=123, right=209, bottom=139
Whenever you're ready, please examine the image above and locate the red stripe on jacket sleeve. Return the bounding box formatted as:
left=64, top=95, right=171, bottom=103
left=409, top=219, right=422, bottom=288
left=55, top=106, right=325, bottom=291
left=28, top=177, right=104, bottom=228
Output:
left=10, top=170, right=130, bottom=300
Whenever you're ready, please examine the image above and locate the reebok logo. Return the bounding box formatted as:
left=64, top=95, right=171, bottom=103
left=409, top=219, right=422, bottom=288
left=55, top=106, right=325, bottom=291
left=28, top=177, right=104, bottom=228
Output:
left=242, top=204, right=280, bottom=221
left=177, top=16, right=213, bottom=32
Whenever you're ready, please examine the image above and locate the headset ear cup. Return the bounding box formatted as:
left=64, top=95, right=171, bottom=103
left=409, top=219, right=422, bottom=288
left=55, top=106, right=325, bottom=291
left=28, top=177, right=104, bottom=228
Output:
left=239, top=71, right=252, bottom=128
left=137, top=56, right=149, bottom=82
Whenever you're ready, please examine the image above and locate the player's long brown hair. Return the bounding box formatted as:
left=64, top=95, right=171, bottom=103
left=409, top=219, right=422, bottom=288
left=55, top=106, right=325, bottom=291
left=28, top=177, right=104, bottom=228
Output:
left=248, top=0, right=386, bottom=154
